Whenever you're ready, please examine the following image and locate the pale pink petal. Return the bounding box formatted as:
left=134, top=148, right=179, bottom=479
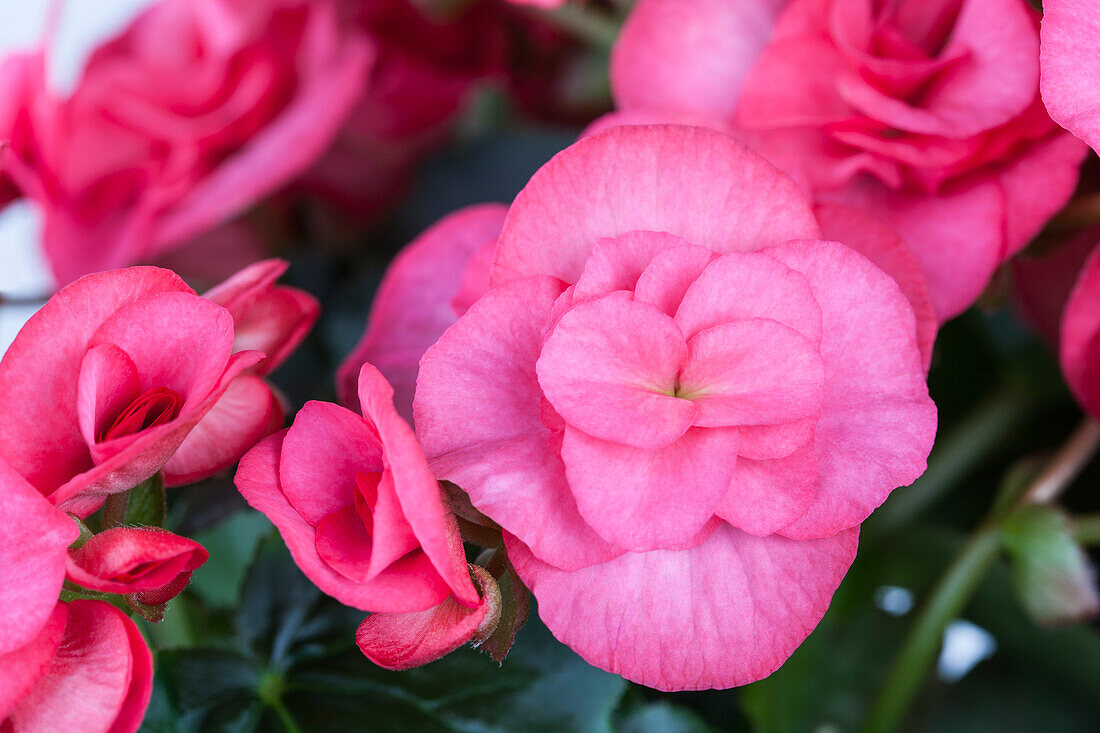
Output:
left=717, top=443, right=817, bottom=537
left=814, top=202, right=937, bottom=369
left=1041, top=0, right=1100, bottom=155
left=415, top=277, right=623, bottom=571
left=680, top=319, right=824, bottom=427
left=492, top=126, right=820, bottom=286
left=1061, top=244, right=1100, bottom=418
left=767, top=240, right=936, bottom=538
left=572, top=231, right=695, bottom=304
left=338, top=204, right=508, bottom=420
left=633, top=244, right=717, bottom=316
left=508, top=524, right=859, bottom=691
left=611, top=0, right=783, bottom=120
left=0, top=604, right=67, bottom=720
left=675, top=251, right=823, bottom=343
left=537, top=295, right=695, bottom=450
left=0, top=461, right=77, bottom=656
left=560, top=426, right=739, bottom=552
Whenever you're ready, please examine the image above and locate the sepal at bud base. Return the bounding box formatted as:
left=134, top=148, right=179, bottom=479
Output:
left=1002, top=504, right=1100, bottom=627
left=356, top=564, right=502, bottom=671
left=478, top=546, right=531, bottom=663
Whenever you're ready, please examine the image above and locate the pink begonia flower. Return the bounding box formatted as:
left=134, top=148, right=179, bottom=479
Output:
left=0, top=600, right=152, bottom=733
left=66, top=527, right=209, bottom=606
left=1062, top=244, right=1100, bottom=419
left=0, top=266, right=267, bottom=517
left=1041, top=0, right=1100, bottom=155
left=235, top=362, right=480, bottom=614
left=1012, top=226, right=1100, bottom=345
left=414, top=126, right=936, bottom=690
left=607, top=0, right=1088, bottom=320
left=0, top=0, right=372, bottom=285
left=0, top=458, right=77, bottom=658
left=338, top=203, right=508, bottom=420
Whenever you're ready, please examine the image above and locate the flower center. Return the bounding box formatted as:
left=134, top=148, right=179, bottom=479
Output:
left=353, top=471, right=383, bottom=537
left=97, top=386, right=184, bottom=443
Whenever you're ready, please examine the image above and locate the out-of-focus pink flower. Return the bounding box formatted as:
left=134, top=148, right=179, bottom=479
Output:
left=1062, top=244, right=1100, bottom=418
left=0, top=600, right=152, bottom=733
left=1, top=0, right=372, bottom=285
left=1012, top=226, right=1100, bottom=345
left=0, top=266, right=268, bottom=516
left=236, top=362, right=480, bottom=614
left=338, top=203, right=507, bottom=420
left=607, top=0, right=1087, bottom=320
left=0, top=458, right=77, bottom=659
left=300, top=0, right=505, bottom=218
left=414, top=126, right=936, bottom=690
left=65, top=527, right=208, bottom=606
left=1041, top=0, right=1100, bottom=155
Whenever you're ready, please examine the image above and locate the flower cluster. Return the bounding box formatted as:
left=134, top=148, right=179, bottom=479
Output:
left=2, top=0, right=1100, bottom=728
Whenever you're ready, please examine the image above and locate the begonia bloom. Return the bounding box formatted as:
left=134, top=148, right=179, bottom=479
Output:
left=65, top=527, right=208, bottom=606
left=0, top=0, right=372, bottom=284
left=1062, top=244, right=1100, bottom=419
left=608, top=0, right=1087, bottom=320
left=0, top=600, right=152, bottom=733
left=414, top=126, right=936, bottom=690
left=0, top=267, right=266, bottom=516
left=235, top=363, right=479, bottom=614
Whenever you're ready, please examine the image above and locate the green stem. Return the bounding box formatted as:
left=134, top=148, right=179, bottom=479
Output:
left=1019, top=418, right=1100, bottom=505
left=868, top=387, right=1037, bottom=537
left=861, top=525, right=1003, bottom=733
left=269, top=697, right=302, bottom=733
left=102, top=491, right=131, bottom=528
left=537, top=4, right=620, bottom=48
left=1073, top=514, right=1100, bottom=546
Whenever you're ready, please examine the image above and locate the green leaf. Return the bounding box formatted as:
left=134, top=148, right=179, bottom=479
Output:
left=188, top=510, right=273, bottom=610
left=125, top=473, right=167, bottom=527
left=1001, top=504, right=1100, bottom=627
left=615, top=702, right=715, bottom=733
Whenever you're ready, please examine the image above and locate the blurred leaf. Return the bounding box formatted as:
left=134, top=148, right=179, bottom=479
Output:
left=188, top=510, right=273, bottom=610
left=126, top=473, right=167, bottom=527
left=1001, top=504, right=1100, bottom=627
left=615, top=702, right=715, bottom=733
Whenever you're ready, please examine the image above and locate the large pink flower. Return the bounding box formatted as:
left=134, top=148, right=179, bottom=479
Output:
left=235, top=363, right=479, bottom=614
left=1, top=600, right=153, bottom=733
left=608, top=0, right=1087, bottom=320
left=1, top=0, right=371, bottom=284
left=1041, top=0, right=1100, bottom=155
left=0, top=267, right=268, bottom=516
left=338, top=203, right=507, bottom=420
left=1062, top=244, right=1100, bottom=419
left=414, top=126, right=936, bottom=690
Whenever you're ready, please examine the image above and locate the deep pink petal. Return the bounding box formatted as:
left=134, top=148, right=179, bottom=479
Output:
left=611, top=0, right=783, bottom=121
left=0, top=461, right=77, bottom=656
left=65, top=527, right=207, bottom=597
left=0, top=268, right=191, bottom=496
left=415, top=277, right=623, bottom=571
left=337, top=204, right=508, bottom=420
left=0, top=604, right=67, bottom=720
left=492, top=126, right=820, bottom=286
left=508, top=524, right=859, bottom=691
left=1041, top=0, right=1100, bottom=155
left=537, top=295, right=695, bottom=450
left=162, top=375, right=284, bottom=486
left=357, top=565, right=501, bottom=671
left=680, top=319, right=824, bottom=427
left=76, top=344, right=142, bottom=453
left=358, top=363, right=478, bottom=607
left=1061, top=244, right=1100, bottom=419
left=766, top=240, right=936, bottom=538
left=6, top=600, right=152, bottom=733
left=235, top=432, right=452, bottom=613
left=560, top=426, right=739, bottom=552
